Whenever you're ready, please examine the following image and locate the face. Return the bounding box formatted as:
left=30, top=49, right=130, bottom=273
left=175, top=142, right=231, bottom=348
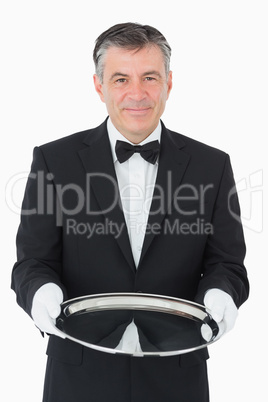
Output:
left=93, top=45, right=172, bottom=143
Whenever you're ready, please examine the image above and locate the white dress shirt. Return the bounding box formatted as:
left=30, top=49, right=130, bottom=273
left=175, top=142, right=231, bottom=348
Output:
left=107, top=117, right=161, bottom=352
left=107, top=117, right=161, bottom=267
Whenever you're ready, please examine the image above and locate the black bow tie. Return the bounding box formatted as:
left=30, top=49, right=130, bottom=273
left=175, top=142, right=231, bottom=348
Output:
left=115, top=140, right=160, bottom=164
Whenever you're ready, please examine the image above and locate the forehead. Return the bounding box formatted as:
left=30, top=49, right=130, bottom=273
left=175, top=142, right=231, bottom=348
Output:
left=102, top=45, right=165, bottom=76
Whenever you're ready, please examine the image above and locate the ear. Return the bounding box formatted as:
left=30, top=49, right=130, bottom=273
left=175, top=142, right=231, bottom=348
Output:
left=93, top=74, right=105, bottom=102
left=166, top=71, right=173, bottom=100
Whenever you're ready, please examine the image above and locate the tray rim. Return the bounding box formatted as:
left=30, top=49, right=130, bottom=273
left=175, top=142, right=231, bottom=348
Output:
left=55, top=292, right=220, bottom=357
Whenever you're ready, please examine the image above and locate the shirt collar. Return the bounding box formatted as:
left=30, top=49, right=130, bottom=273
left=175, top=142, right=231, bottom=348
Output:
left=107, top=117, right=162, bottom=164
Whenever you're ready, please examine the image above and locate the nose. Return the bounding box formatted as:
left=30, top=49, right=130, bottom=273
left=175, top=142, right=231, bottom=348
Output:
left=128, top=80, right=146, bottom=101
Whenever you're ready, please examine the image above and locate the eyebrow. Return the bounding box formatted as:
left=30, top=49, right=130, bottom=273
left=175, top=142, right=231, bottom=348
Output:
left=109, top=70, right=162, bottom=81
left=143, top=71, right=162, bottom=78
left=109, top=72, right=129, bottom=81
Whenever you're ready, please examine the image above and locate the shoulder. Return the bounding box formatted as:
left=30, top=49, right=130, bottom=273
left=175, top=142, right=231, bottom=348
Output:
left=163, top=125, right=228, bottom=167
left=166, top=126, right=226, bottom=157
left=37, top=119, right=108, bottom=155
left=161, top=124, right=231, bottom=180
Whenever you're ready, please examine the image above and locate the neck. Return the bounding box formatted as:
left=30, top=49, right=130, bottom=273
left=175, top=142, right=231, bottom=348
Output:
left=110, top=120, right=160, bottom=144
left=119, top=131, right=153, bottom=144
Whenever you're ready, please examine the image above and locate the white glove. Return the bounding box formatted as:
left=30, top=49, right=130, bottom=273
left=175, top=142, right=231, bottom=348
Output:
left=204, top=288, right=238, bottom=338
left=31, top=283, right=66, bottom=338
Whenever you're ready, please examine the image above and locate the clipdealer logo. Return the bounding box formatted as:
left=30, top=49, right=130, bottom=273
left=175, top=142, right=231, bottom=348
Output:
left=228, top=170, right=263, bottom=233
left=5, top=171, right=119, bottom=226
left=65, top=217, right=213, bottom=239
left=6, top=168, right=264, bottom=235
left=5, top=170, right=214, bottom=227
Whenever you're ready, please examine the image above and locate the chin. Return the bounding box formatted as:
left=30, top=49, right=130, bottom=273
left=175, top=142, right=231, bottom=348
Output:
left=124, top=120, right=155, bottom=135
left=127, top=127, right=152, bottom=140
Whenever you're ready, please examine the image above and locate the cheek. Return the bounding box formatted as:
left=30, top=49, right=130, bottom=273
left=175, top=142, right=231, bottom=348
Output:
left=151, top=87, right=168, bottom=104
left=106, top=91, right=125, bottom=111
left=153, top=92, right=168, bottom=113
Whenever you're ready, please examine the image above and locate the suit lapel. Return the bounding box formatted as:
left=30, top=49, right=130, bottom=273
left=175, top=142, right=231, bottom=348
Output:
left=78, top=120, right=136, bottom=272
left=139, top=123, right=190, bottom=266
left=77, top=120, right=190, bottom=272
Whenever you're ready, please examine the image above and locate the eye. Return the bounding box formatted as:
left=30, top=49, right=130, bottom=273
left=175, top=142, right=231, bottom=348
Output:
left=144, top=77, right=156, bottom=81
left=115, top=78, right=127, bottom=83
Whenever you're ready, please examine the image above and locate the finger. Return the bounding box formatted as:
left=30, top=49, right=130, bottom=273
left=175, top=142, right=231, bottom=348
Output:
left=209, top=302, right=225, bottom=323
left=223, top=305, right=238, bottom=333
left=201, top=324, right=213, bottom=342
left=36, top=315, right=66, bottom=339
left=217, top=321, right=226, bottom=338
left=46, top=301, right=62, bottom=319
left=33, top=305, right=65, bottom=339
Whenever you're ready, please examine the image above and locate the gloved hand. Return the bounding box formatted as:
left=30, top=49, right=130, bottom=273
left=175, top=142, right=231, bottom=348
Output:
left=31, top=283, right=66, bottom=338
left=204, top=288, right=238, bottom=338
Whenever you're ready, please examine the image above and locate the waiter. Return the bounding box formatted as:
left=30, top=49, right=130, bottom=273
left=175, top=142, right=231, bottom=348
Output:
left=11, top=22, right=249, bottom=402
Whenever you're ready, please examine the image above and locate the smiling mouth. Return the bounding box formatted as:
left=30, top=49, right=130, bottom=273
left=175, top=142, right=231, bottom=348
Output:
left=124, top=108, right=151, bottom=114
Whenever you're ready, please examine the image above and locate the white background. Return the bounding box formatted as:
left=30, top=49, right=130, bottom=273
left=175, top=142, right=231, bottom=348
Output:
left=1, top=1, right=267, bottom=400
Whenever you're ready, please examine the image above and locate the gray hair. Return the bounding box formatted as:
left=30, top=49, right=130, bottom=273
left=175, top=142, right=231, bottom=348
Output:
left=93, top=22, right=172, bottom=83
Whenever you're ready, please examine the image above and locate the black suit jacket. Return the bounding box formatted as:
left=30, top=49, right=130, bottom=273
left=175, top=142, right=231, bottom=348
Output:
left=11, top=119, right=249, bottom=401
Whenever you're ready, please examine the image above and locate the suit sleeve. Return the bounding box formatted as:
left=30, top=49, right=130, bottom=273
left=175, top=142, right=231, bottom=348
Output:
left=11, top=146, right=66, bottom=317
left=195, top=154, right=249, bottom=307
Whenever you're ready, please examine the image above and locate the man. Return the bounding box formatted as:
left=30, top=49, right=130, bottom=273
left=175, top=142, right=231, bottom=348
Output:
left=12, top=23, right=249, bottom=402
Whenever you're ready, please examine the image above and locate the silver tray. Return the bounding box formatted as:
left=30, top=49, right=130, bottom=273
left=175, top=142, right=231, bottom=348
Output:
left=55, top=293, right=220, bottom=357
